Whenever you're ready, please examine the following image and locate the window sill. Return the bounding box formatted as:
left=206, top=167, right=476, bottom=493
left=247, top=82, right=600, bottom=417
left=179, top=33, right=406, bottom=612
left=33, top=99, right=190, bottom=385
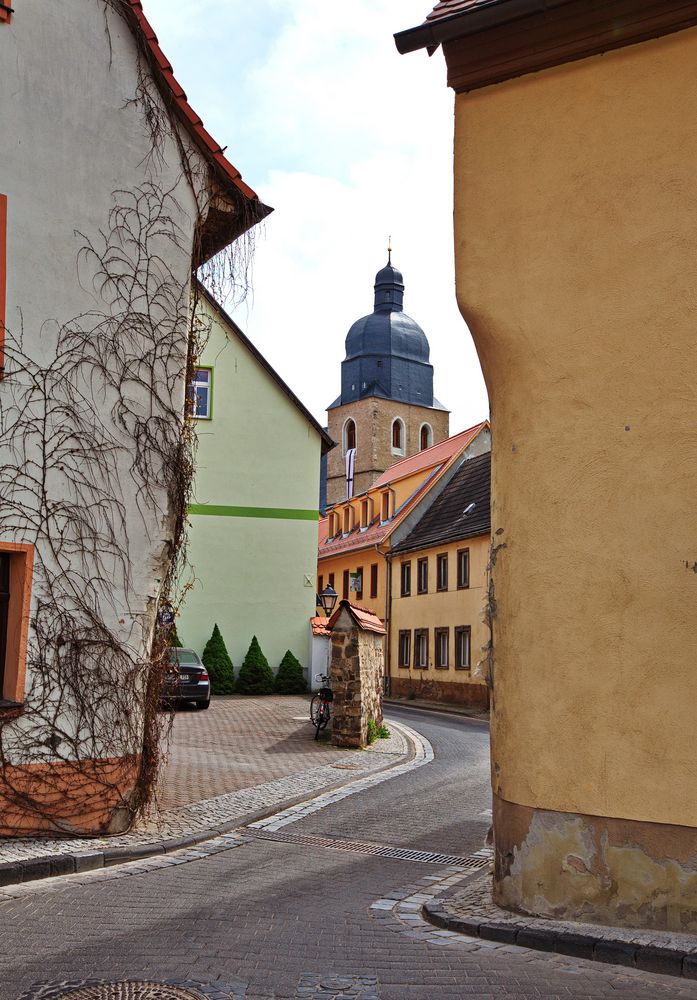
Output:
left=457, top=584, right=470, bottom=591
left=0, top=700, right=24, bottom=720
left=413, top=665, right=429, bottom=670
left=434, top=664, right=449, bottom=670
left=454, top=666, right=471, bottom=672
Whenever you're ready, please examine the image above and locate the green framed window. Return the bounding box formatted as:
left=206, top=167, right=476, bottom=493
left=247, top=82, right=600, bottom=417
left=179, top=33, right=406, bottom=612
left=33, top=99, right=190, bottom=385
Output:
left=190, top=366, right=213, bottom=419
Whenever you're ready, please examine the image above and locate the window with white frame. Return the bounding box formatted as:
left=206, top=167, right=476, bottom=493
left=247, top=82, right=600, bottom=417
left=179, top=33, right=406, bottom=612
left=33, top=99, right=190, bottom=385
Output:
left=414, top=629, right=429, bottom=669
left=398, top=630, right=411, bottom=668
left=419, top=423, right=433, bottom=450
left=455, top=626, right=471, bottom=669
left=391, top=418, right=405, bottom=455
left=190, top=367, right=213, bottom=419
left=435, top=627, right=449, bottom=669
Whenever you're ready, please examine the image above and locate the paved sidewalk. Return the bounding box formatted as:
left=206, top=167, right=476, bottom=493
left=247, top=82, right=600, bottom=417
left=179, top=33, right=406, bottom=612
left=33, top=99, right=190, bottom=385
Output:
left=424, top=869, right=697, bottom=979
left=0, top=696, right=411, bottom=884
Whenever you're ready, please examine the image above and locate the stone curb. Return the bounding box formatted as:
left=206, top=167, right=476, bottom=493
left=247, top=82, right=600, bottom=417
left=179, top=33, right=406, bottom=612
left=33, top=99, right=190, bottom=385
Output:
left=384, top=698, right=489, bottom=724
left=422, top=900, right=696, bottom=979
left=0, top=719, right=418, bottom=891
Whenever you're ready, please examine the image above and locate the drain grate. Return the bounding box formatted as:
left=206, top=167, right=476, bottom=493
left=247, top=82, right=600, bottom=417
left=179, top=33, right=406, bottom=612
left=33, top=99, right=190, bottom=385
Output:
left=246, top=828, right=492, bottom=869
left=20, top=982, right=242, bottom=1000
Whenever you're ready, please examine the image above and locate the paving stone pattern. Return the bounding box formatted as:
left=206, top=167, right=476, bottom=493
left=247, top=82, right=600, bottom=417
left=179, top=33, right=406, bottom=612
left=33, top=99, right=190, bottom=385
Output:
left=3, top=707, right=697, bottom=999
left=0, top=701, right=407, bottom=867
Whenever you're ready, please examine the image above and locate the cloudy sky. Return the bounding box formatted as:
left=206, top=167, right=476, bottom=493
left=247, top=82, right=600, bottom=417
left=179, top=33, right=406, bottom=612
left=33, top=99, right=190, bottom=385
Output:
left=145, top=0, right=489, bottom=433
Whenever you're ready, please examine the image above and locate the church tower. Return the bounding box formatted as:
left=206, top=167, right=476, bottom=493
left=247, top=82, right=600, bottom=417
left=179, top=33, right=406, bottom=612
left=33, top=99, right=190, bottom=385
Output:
left=325, top=255, right=449, bottom=506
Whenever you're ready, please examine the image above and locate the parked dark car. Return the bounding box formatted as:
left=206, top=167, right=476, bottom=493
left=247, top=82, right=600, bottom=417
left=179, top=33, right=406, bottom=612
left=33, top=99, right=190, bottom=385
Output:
left=164, top=648, right=211, bottom=710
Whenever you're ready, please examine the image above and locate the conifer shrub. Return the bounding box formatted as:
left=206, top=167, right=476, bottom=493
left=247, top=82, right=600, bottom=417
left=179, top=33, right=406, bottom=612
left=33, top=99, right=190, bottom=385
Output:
left=169, top=626, right=183, bottom=648
left=201, top=623, right=235, bottom=695
left=236, top=635, right=275, bottom=695
left=274, top=650, right=307, bottom=695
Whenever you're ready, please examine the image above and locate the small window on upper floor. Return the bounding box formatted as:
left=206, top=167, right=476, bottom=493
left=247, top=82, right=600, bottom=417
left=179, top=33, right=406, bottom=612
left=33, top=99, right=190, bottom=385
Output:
left=360, top=498, right=370, bottom=529
left=0, top=3, right=13, bottom=24
left=391, top=418, right=405, bottom=455
left=420, top=423, right=433, bottom=451
left=189, top=367, right=213, bottom=419
left=342, top=505, right=353, bottom=535
left=344, top=418, right=356, bottom=455
left=381, top=492, right=391, bottom=522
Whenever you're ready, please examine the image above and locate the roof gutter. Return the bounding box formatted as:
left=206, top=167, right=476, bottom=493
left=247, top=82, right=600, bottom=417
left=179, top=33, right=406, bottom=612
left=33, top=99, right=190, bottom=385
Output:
left=394, top=0, right=574, bottom=54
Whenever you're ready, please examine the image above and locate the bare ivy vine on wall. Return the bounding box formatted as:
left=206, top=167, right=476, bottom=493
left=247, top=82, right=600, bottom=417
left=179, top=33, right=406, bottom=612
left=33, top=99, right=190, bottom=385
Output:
left=0, top=0, right=257, bottom=834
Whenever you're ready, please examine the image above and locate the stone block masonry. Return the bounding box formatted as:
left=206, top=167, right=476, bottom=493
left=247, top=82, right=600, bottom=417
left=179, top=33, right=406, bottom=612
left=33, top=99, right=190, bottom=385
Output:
left=330, top=604, right=385, bottom=748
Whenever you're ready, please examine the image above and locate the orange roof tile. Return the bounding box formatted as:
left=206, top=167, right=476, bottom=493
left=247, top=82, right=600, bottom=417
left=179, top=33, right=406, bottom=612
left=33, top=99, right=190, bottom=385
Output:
left=311, top=616, right=331, bottom=637
left=318, top=422, right=488, bottom=561
left=125, top=3, right=270, bottom=229
left=372, top=421, right=487, bottom=489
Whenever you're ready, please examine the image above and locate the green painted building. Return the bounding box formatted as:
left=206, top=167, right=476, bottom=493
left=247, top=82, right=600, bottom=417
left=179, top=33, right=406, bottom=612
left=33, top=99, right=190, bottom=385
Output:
left=177, top=284, right=334, bottom=676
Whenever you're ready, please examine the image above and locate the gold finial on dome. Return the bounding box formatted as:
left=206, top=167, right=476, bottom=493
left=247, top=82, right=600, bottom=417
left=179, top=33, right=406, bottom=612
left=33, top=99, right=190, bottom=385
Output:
left=387, top=235, right=392, bottom=265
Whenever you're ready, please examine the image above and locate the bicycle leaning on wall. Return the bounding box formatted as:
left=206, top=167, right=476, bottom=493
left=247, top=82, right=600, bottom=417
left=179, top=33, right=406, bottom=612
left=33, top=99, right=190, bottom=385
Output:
left=310, top=673, right=333, bottom=740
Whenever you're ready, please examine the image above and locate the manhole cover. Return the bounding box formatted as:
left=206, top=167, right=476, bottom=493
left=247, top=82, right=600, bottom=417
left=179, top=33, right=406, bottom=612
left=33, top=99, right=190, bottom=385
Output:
left=49, top=985, right=206, bottom=1000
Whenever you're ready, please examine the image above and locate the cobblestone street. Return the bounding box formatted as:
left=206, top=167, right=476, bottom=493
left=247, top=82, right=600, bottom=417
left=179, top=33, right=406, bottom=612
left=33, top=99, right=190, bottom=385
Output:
left=1, top=707, right=695, bottom=1000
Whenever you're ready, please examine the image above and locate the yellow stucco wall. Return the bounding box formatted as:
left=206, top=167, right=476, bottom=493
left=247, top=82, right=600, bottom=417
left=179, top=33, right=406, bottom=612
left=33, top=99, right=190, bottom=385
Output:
left=389, top=536, right=489, bottom=685
left=453, top=27, right=697, bottom=827
left=317, top=549, right=386, bottom=620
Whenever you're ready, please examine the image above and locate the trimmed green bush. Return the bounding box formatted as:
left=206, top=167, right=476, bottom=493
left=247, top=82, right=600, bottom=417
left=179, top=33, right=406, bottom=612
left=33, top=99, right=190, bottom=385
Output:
left=274, top=650, right=307, bottom=695
left=201, top=623, right=235, bottom=695
left=236, top=636, right=275, bottom=695
left=169, top=625, right=183, bottom=648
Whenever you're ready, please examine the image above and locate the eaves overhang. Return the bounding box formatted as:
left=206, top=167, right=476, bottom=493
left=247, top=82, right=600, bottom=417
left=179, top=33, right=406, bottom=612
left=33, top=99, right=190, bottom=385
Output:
left=395, top=0, right=697, bottom=93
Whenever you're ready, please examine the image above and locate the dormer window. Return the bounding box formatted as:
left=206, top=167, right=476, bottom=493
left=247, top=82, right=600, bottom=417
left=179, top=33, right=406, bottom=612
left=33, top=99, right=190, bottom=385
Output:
left=360, top=498, right=370, bottom=529
left=391, top=418, right=404, bottom=453
left=381, top=492, right=391, bottom=522
left=328, top=512, right=339, bottom=538
left=342, top=506, right=353, bottom=535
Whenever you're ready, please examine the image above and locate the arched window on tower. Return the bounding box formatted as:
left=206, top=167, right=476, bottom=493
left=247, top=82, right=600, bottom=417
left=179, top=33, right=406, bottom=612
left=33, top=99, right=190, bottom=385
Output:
left=391, top=418, right=405, bottom=455
left=420, top=423, right=433, bottom=451
left=344, top=418, right=356, bottom=455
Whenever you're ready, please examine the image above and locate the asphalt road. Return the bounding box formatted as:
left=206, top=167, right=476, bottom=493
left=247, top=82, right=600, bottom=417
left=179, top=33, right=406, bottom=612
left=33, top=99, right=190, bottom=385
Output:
left=0, top=706, right=695, bottom=1000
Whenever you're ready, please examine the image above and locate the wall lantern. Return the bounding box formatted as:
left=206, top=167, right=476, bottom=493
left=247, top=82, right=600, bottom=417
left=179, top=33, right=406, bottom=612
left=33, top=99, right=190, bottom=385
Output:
left=316, top=585, right=338, bottom=618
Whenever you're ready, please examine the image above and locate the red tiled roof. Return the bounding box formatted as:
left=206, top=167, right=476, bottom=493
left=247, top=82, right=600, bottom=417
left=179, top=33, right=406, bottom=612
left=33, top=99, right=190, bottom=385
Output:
left=318, top=422, right=488, bottom=560
left=372, top=421, right=487, bottom=489
left=311, top=616, right=331, bottom=637
left=125, top=3, right=270, bottom=221
left=328, top=602, right=386, bottom=635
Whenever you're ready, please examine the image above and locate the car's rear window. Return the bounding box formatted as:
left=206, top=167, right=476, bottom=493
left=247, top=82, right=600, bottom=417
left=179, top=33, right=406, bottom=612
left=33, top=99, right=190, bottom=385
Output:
left=167, top=649, right=202, bottom=666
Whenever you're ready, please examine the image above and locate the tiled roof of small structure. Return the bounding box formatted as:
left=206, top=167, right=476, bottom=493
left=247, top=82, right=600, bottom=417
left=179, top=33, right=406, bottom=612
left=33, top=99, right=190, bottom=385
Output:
left=311, top=616, right=331, bottom=637
left=372, top=421, right=487, bottom=488
left=392, top=451, right=491, bottom=553
left=328, top=601, right=386, bottom=635
left=125, top=2, right=270, bottom=218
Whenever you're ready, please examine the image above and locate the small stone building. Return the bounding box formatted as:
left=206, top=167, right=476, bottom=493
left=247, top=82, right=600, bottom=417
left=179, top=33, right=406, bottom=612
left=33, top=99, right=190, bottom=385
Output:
left=327, top=602, right=386, bottom=749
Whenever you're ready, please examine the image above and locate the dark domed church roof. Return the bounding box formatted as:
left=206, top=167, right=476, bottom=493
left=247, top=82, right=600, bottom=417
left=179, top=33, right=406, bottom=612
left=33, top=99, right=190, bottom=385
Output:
left=329, top=257, right=441, bottom=410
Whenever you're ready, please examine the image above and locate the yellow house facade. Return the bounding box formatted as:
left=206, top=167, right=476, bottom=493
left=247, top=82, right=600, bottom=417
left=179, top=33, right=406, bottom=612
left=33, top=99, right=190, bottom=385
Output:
left=396, top=0, right=697, bottom=930
left=389, top=451, right=490, bottom=708
left=318, top=424, right=490, bottom=700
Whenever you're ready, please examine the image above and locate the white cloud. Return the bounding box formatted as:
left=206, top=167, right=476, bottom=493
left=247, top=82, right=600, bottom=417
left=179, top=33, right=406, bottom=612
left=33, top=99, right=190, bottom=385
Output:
left=142, top=0, right=489, bottom=431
